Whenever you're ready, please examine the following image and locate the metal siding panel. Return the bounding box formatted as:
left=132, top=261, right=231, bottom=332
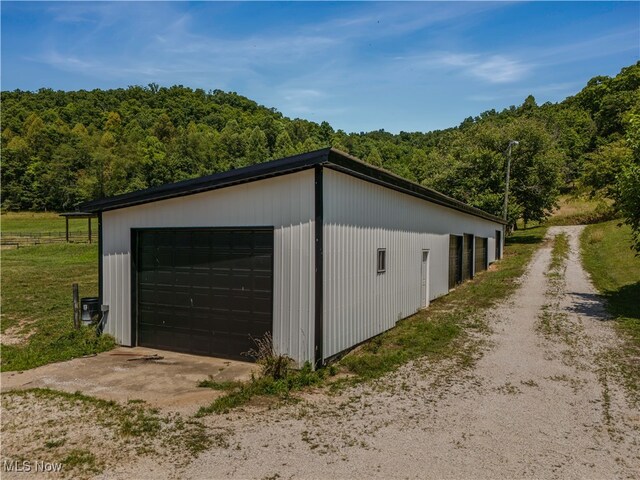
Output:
left=323, top=169, right=503, bottom=360
left=101, top=170, right=315, bottom=366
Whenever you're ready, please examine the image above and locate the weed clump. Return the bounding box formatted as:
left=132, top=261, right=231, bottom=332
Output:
left=197, top=333, right=332, bottom=416
left=244, top=332, right=292, bottom=380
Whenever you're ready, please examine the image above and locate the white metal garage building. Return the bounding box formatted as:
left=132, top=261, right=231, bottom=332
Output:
left=80, top=148, right=506, bottom=367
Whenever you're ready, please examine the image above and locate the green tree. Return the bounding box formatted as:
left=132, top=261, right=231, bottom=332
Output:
left=581, top=140, right=633, bottom=196
left=616, top=163, right=640, bottom=253
left=365, top=147, right=383, bottom=167
left=139, top=135, right=170, bottom=187
left=508, top=117, right=563, bottom=226
left=218, top=119, right=247, bottom=167
left=24, top=113, right=46, bottom=151
left=104, top=111, right=122, bottom=133
left=616, top=111, right=640, bottom=253
left=245, top=127, right=269, bottom=166
left=273, top=131, right=296, bottom=158
left=1, top=136, right=33, bottom=209
left=153, top=112, right=176, bottom=142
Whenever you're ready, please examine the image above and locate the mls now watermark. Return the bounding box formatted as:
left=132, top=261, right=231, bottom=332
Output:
left=3, top=460, right=63, bottom=473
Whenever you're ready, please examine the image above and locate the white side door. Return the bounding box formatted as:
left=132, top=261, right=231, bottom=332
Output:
left=421, top=250, right=430, bottom=308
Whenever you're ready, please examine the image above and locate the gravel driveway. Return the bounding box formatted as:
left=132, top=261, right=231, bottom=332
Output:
left=3, top=226, right=638, bottom=479
left=100, top=225, right=638, bottom=480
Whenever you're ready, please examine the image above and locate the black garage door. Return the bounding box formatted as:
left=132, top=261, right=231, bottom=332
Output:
left=475, top=237, right=488, bottom=274
left=134, top=228, right=273, bottom=361
left=462, top=233, right=474, bottom=281
left=449, top=235, right=463, bottom=289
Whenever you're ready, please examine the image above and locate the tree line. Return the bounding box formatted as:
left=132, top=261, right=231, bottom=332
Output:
left=2, top=63, right=639, bottom=248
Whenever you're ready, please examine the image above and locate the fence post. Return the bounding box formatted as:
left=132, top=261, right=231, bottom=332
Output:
left=73, top=283, right=80, bottom=329
left=88, top=217, right=92, bottom=244
left=66, top=217, right=69, bottom=243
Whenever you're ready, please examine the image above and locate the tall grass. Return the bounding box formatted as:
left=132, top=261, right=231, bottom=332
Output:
left=545, top=195, right=616, bottom=226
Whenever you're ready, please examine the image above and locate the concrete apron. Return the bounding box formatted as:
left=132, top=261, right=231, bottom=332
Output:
left=1, top=347, right=257, bottom=414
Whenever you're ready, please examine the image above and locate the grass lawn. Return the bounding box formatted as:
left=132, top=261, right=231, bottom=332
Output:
left=2, top=211, right=96, bottom=234
left=581, top=220, right=640, bottom=396
left=1, top=243, right=114, bottom=371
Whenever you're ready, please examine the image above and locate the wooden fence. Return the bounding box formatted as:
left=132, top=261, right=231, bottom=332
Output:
left=1, top=231, right=93, bottom=248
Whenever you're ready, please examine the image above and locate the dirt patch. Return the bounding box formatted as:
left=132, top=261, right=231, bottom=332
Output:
left=1, top=326, right=32, bottom=346
left=1, top=319, right=35, bottom=345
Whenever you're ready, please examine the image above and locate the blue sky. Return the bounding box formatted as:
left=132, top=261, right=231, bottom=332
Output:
left=2, top=2, right=638, bottom=133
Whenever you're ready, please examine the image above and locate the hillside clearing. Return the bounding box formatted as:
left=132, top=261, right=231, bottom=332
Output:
left=544, top=194, right=615, bottom=227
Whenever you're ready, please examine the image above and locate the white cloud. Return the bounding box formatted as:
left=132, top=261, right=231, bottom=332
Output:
left=42, top=51, right=95, bottom=71
left=282, top=89, right=324, bottom=102
left=39, top=50, right=170, bottom=79
left=470, top=55, right=530, bottom=83
left=388, top=51, right=529, bottom=84
left=277, top=88, right=347, bottom=116
left=438, top=53, right=477, bottom=67
left=432, top=52, right=530, bottom=83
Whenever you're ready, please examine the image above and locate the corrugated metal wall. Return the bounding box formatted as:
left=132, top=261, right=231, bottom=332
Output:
left=322, top=168, right=503, bottom=360
left=101, top=170, right=315, bottom=366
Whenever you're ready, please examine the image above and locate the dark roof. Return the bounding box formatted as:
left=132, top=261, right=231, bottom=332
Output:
left=78, top=147, right=506, bottom=224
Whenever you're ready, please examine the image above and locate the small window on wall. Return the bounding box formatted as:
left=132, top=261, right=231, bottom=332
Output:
left=377, top=249, right=386, bottom=273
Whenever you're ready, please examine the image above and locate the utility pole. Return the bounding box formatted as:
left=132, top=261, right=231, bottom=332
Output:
left=503, top=140, right=519, bottom=221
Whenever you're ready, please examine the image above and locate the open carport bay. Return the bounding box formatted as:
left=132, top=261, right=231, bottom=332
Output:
left=0, top=347, right=256, bottom=413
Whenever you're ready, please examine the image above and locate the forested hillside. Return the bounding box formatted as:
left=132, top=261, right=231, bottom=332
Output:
left=2, top=63, right=639, bottom=244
